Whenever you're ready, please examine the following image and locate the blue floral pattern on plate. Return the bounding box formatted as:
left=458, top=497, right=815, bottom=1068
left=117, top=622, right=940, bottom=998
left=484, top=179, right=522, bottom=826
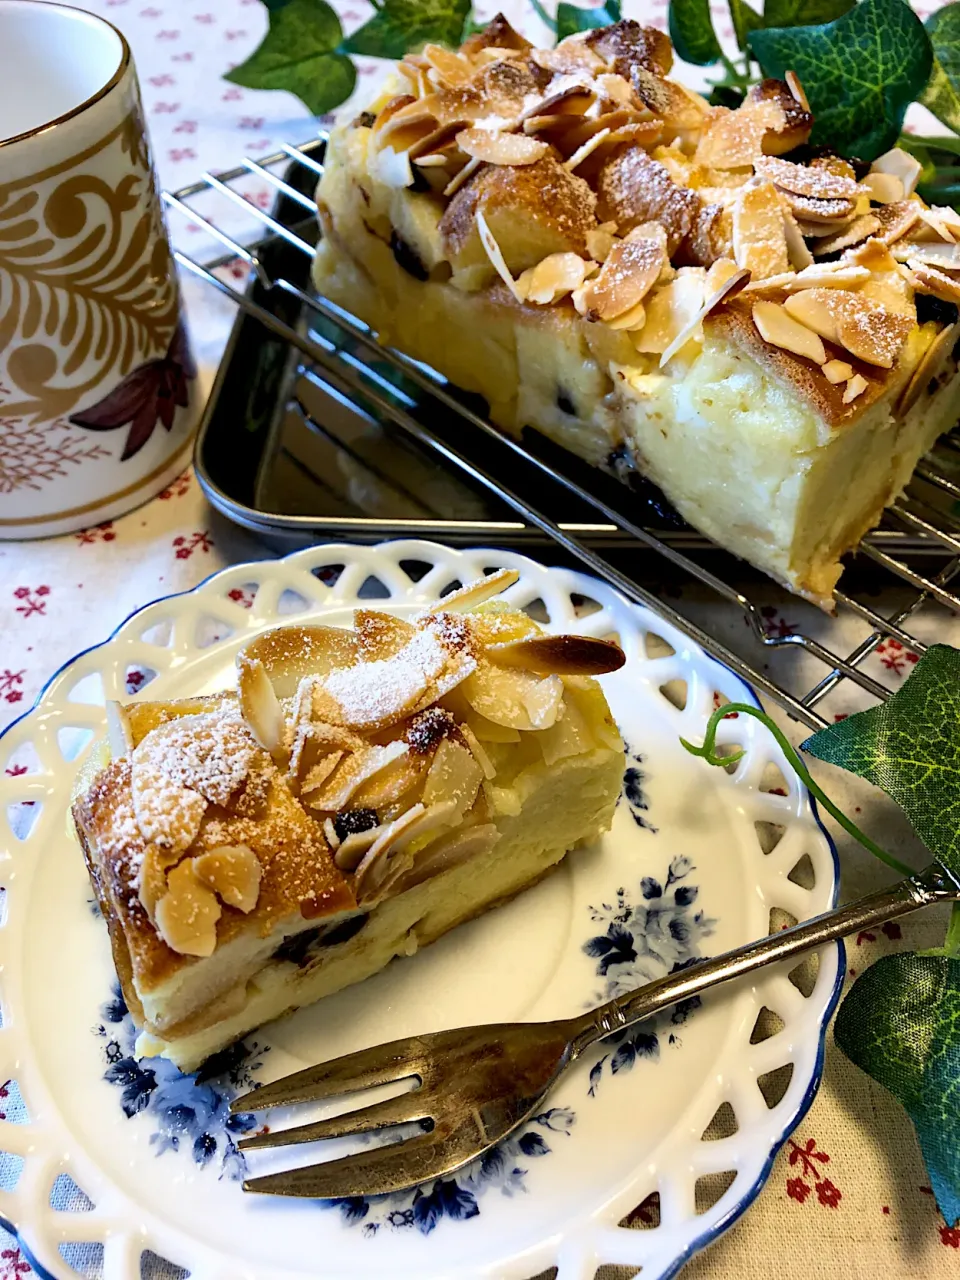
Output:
left=96, top=761, right=716, bottom=1234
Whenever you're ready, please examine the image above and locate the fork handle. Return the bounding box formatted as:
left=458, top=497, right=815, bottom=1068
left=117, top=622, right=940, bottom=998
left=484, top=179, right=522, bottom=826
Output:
left=567, top=862, right=960, bottom=1054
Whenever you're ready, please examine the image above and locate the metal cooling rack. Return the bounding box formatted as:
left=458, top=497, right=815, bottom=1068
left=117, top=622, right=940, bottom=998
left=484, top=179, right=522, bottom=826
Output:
left=162, top=135, right=960, bottom=732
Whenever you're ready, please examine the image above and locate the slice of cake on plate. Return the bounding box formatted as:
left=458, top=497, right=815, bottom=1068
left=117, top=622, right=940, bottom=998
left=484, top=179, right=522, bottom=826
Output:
left=313, top=17, right=960, bottom=607
left=73, top=571, right=625, bottom=1071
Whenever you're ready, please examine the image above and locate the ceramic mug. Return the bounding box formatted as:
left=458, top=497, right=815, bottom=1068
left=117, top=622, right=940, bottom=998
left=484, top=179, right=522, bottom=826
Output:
left=0, top=0, right=199, bottom=539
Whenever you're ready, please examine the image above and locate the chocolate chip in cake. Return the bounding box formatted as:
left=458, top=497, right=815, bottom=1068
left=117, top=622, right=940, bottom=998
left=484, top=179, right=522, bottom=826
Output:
left=557, top=389, right=576, bottom=415
left=390, top=231, right=429, bottom=281
left=353, top=110, right=376, bottom=128
left=916, top=293, right=960, bottom=328
left=333, top=808, right=380, bottom=842
left=405, top=706, right=457, bottom=754
left=272, top=914, right=370, bottom=967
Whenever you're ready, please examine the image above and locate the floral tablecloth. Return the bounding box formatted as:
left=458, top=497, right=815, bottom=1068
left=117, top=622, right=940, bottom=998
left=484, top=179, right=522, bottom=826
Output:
left=1, top=0, right=958, bottom=1276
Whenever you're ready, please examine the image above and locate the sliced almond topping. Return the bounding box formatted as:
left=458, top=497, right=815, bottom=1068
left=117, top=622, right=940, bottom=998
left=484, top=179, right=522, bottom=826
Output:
left=575, top=233, right=666, bottom=322
left=564, top=128, right=611, bottom=172
left=389, top=800, right=460, bottom=856
left=371, top=93, right=418, bottom=136
left=752, top=299, right=826, bottom=364
left=237, top=654, right=286, bottom=760
left=192, top=844, right=262, bottom=913
left=785, top=71, right=810, bottom=112
left=893, top=240, right=960, bottom=268
left=695, top=99, right=783, bottom=169
left=423, top=44, right=474, bottom=87
left=823, top=358, right=854, bottom=384
left=390, top=823, right=500, bottom=894
left=863, top=171, right=905, bottom=204
left=909, top=261, right=960, bottom=305
left=784, top=288, right=913, bottom=367
left=355, top=610, right=416, bottom=662
left=782, top=206, right=814, bottom=269
left=606, top=299, right=648, bottom=331
left=311, top=741, right=410, bottom=811
left=586, top=226, right=617, bottom=262
left=419, top=568, right=519, bottom=615
left=897, top=321, right=960, bottom=417
left=812, top=214, right=881, bottom=258
left=456, top=128, right=548, bottom=166
left=106, top=700, right=133, bottom=759
left=518, top=252, right=592, bottom=305
left=475, top=207, right=524, bottom=301
left=443, top=154, right=482, bottom=198
left=843, top=373, right=869, bottom=403
left=916, top=206, right=960, bottom=243
left=155, top=859, right=222, bottom=957
left=530, top=42, right=606, bottom=75
left=743, top=263, right=871, bottom=294
left=238, top=625, right=356, bottom=698
left=130, top=759, right=207, bottom=852
left=871, top=148, right=922, bottom=197
left=732, top=182, right=789, bottom=279
left=778, top=189, right=857, bottom=224
left=754, top=154, right=864, bottom=200
left=459, top=722, right=496, bottom=779
left=422, top=737, right=483, bottom=814
left=334, top=825, right=385, bottom=871
left=486, top=634, right=625, bottom=675
left=299, top=750, right=344, bottom=799
left=524, top=674, right=565, bottom=729
left=632, top=270, right=706, bottom=357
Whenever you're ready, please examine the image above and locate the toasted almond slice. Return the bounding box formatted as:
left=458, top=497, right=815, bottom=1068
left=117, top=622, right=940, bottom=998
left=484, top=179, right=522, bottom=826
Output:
left=391, top=823, right=501, bottom=893
left=564, top=128, right=610, bottom=172
left=732, top=182, right=789, bottom=279
left=192, top=844, right=262, bottom=913
left=649, top=267, right=744, bottom=366
left=695, top=99, right=782, bottom=169
left=355, top=610, right=416, bottom=662
left=916, top=206, right=960, bottom=243
left=334, top=825, right=385, bottom=871
left=783, top=206, right=814, bottom=270
left=743, top=263, right=871, bottom=294
left=812, top=214, right=881, bottom=258
left=531, top=43, right=606, bottom=75
left=909, top=261, right=960, bottom=305
left=155, top=860, right=222, bottom=957
left=350, top=751, right=424, bottom=811
left=407, top=122, right=464, bottom=161
left=461, top=661, right=551, bottom=732
left=486, top=633, right=625, bottom=675
left=238, top=625, right=356, bottom=699
left=754, top=155, right=864, bottom=200
left=131, top=759, right=207, bottom=852
left=576, top=234, right=666, bottom=322
left=871, top=147, right=922, bottom=197
left=633, top=273, right=706, bottom=357
left=606, top=300, right=647, bottom=331
left=753, top=299, right=826, bottom=364
left=778, top=189, right=856, bottom=223
left=311, top=741, right=410, bottom=812
left=237, top=654, right=286, bottom=759
left=823, top=358, right=854, bottom=384
left=354, top=806, right=424, bottom=897
left=785, top=71, right=810, bottom=112
left=475, top=208, right=524, bottom=301
left=423, top=44, right=474, bottom=86
left=389, top=800, right=460, bottom=856
left=586, top=226, right=617, bottom=262
left=371, top=93, right=418, bottom=136
left=561, top=109, right=639, bottom=153
left=299, top=751, right=345, bottom=799
left=456, top=128, right=548, bottom=166
left=893, top=240, right=960, bottom=268
left=443, top=154, right=482, bottom=197
left=843, top=373, right=869, bottom=403
left=524, top=674, right=564, bottom=729
left=372, top=145, right=415, bottom=189
left=896, top=321, right=960, bottom=416
left=422, top=737, right=483, bottom=813
left=459, top=722, right=496, bottom=779
left=863, top=171, right=905, bottom=204
left=518, top=251, right=592, bottom=305
left=419, top=568, right=519, bottom=615
left=106, top=700, right=133, bottom=759
left=785, top=288, right=913, bottom=367
left=795, top=217, right=855, bottom=239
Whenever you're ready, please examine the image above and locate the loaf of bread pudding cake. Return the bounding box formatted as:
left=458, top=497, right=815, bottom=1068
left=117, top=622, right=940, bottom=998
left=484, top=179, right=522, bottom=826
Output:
left=72, top=572, right=625, bottom=1071
left=313, top=17, right=960, bottom=607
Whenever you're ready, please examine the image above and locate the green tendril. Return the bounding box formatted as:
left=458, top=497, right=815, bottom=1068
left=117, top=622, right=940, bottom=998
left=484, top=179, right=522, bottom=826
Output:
left=681, top=702, right=915, bottom=879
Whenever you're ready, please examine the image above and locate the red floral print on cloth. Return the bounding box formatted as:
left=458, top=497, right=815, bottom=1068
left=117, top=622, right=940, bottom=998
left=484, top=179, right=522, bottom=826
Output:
left=126, top=668, right=150, bottom=694
left=173, top=531, right=213, bottom=559
left=855, top=921, right=902, bottom=945
left=0, top=1081, right=10, bottom=1122
left=0, top=672, right=24, bottom=704
left=13, top=587, right=49, bottom=618
left=227, top=587, right=254, bottom=609
left=875, top=638, right=920, bottom=676
left=159, top=469, right=192, bottom=500
left=0, top=1246, right=30, bottom=1278
left=75, top=521, right=117, bottom=545
left=759, top=605, right=797, bottom=638
left=784, top=1137, right=842, bottom=1209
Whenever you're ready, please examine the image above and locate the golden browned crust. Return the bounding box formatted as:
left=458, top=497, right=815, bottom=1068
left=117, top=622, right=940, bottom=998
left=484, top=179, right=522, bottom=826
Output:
left=73, top=756, right=356, bottom=995
left=705, top=298, right=894, bottom=427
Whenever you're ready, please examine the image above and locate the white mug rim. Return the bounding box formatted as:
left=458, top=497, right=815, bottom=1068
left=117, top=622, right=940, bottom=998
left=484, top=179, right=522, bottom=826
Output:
left=0, top=0, right=131, bottom=151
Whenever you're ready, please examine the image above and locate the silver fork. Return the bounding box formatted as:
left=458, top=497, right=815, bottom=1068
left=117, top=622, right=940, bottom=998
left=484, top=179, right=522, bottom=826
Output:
left=231, top=861, right=960, bottom=1198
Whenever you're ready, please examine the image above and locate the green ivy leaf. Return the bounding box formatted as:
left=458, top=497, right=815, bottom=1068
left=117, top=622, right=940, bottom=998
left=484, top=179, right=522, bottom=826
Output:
left=803, top=645, right=960, bottom=876
left=668, top=0, right=722, bottom=65
left=922, top=5, right=960, bottom=135
left=556, top=0, right=622, bottom=40
left=749, top=0, right=934, bottom=161
left=729, top=0, right=762, bottom=53
left=225, top=0, right=356, bottom=115
left=344, top=0, right=472, bottom=58
left=835, top=954, right=960, bottom=1227
left=763, top=0, right=853, bottom=29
